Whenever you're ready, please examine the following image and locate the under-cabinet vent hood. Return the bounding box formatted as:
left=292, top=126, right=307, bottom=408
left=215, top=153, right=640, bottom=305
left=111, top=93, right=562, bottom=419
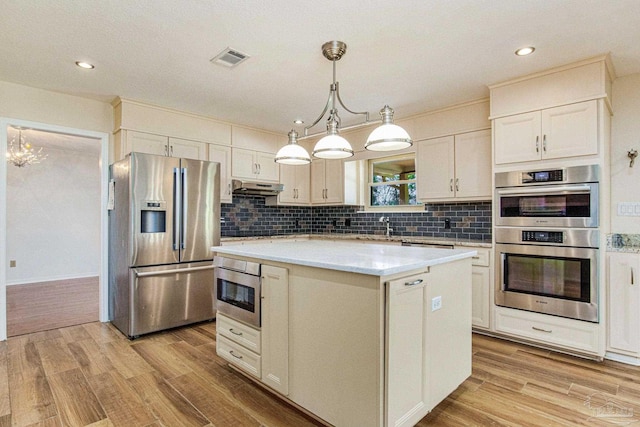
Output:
left=231, top=179, right=284, bottom=196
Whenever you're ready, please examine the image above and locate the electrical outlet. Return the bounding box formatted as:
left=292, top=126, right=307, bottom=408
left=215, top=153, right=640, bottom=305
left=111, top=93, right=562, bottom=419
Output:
left=444, top=218, right=451, bottom=229
left=618, top=202, right=640, bottom=216
left=9, top=260, right=16, bottom=268
left=431, top=295, right=442, bottom=311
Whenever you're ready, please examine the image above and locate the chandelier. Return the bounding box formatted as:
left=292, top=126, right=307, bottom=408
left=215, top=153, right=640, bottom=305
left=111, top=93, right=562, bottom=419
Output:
left=6, top=128, right=47, bottom=167
left=275, top=41, right=412, bottom=164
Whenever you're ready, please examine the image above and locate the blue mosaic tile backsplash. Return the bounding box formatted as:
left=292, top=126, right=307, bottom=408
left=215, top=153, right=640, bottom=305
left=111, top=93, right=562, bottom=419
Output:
left=221, top=196, right=492, bottom=240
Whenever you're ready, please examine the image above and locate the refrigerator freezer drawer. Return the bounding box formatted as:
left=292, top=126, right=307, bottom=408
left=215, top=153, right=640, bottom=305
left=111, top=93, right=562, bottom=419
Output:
left=124, top=261, right=215, bottom=337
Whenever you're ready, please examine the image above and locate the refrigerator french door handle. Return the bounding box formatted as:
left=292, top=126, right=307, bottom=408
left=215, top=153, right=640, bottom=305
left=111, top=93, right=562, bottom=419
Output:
left=181, top=167, right=188, bottom=250
left=173, top=167, right=181, bottom=251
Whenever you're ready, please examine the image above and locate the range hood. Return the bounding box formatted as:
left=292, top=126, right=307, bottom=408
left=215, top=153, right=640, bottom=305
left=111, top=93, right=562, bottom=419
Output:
left=231, top=179, right=284, bottom=196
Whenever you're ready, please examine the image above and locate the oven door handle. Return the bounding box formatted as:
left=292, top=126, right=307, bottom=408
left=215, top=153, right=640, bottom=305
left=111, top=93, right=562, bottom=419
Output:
left=496, top=184, right=592, bottom=196
left=501, top=253, right=507, bottom=291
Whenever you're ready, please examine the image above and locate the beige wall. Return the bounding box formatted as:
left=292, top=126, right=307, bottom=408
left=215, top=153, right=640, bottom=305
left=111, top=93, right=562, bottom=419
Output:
left=0, top=80, right=113, bottom=159
left=611, top=73, right=640, bottom=233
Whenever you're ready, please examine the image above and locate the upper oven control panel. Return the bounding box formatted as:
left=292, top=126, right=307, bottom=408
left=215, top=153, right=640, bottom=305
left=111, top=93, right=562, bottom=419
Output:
left=521, top=170, right=563, bottom=183
left=495, top=164, right=599, bottom=188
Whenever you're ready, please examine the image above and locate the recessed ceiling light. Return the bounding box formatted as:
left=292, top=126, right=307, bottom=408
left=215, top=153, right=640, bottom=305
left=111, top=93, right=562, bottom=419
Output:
left=293, top=119, right=304, bottom=125
left=515, top=47, right=535, bottom=56
left=75, top=61, right=95, bottom=69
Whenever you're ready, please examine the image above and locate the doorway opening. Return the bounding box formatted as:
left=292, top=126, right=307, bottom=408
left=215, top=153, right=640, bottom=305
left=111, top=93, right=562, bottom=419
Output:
left=1, top=120, right=109, bottom=339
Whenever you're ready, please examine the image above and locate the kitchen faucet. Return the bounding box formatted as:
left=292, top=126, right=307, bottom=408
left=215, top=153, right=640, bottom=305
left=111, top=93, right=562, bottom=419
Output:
left=379, top=216, right=392, bottom=237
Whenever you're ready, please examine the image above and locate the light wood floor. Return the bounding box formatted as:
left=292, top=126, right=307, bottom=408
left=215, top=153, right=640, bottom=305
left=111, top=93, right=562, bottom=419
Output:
left=6, top=277, right=99, bottom=337
left=1, top=322, right=639, bottom=427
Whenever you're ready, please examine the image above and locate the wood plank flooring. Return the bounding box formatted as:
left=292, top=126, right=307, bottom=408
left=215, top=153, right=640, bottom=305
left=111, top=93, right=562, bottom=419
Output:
left=6, top=277, right=99, bottom=337
left=2, top=321, right=639, bottom=426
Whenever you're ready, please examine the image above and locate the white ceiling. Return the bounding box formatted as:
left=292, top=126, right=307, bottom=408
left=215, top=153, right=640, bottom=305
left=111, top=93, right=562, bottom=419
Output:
left=1, top=0, right=639, bottom=135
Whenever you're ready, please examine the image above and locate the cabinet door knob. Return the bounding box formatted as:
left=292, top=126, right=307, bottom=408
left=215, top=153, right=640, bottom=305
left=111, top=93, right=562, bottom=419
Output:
left=455, top=178, right=459, bottom=192
left=535, top=136, right=540, bottom=153
left=449, top=179, right=454, bottom=192
left=543, top=135, right=547, bottom=152
left=631, top=267, right=635, bottom=285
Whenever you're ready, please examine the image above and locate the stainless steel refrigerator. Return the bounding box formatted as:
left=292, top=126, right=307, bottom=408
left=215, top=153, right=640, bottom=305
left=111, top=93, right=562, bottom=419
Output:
left=108, top=152, right=220, bottom=338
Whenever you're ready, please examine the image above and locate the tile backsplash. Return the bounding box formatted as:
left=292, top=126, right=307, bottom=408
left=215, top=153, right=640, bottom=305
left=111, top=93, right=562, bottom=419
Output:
left=221, top=196, right=492, bottom=240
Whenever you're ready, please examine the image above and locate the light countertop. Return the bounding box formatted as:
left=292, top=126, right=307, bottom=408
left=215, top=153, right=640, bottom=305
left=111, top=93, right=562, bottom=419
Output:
left=212, top=240, right=476, bottom=276
left=221, top=233, right=492, bottom=248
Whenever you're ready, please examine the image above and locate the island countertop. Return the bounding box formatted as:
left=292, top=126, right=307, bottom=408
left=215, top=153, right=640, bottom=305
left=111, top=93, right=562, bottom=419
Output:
left=211, top=240, right=476, bottom=276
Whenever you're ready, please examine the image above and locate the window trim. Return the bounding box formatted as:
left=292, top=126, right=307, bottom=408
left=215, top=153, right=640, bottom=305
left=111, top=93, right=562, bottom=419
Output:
left=365, top=153, right=423, bottom=212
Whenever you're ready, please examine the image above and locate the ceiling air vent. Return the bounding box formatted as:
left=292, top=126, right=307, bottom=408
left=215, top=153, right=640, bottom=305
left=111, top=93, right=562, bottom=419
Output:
left=210, top=47, right=250, bottom=68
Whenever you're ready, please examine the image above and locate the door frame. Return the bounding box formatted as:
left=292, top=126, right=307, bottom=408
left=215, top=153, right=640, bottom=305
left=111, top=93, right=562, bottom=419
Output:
left=0, top=117, right=110, bottom=341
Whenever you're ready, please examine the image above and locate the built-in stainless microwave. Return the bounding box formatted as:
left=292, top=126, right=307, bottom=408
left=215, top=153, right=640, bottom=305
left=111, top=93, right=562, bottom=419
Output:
left=214, top=257, right=261, bottom=328
left=495, top=165, right=599, bottom=228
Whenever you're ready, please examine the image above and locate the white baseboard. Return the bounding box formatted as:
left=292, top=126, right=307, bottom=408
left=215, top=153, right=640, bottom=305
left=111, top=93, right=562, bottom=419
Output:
left=6, top=273, right=99, bottom=286
left=604, top=351, right=640, bottom=366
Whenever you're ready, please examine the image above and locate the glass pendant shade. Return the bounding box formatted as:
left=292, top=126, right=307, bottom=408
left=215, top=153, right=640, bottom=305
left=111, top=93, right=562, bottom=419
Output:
left=275, top=130, right=311, bottom=165
left=312, top=113, right=354, bottom=159
left=312, top=134, right=354, bottom=159
left=365, top=105, right=412, bottom=151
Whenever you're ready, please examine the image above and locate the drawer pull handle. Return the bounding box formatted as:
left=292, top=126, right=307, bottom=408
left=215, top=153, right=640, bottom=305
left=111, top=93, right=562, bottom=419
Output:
left=405, top=279, right=423, bottom=287
left=472, top=256, right=480, bottom=259
left=229, top=328, right=243, bottom=336
left=229, top=350, right=243, bottom=359
left=532, top=326, right=552, bottom=333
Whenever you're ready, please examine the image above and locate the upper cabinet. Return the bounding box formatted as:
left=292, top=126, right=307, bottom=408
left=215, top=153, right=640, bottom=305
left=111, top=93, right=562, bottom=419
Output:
left=489, top=55, right=613, bottom=169
left=311, top=159, right=344, bottom=205
left=416, top=129, right=491, bottom=201
left=231, top=126, right=280, bottom=182
left=116, top=130, right=207, bottom=160
left=208, top=144, right=232, bottom=204
left=494, top=101, right=598, bottom=165
left=278, top=163, right=310, bottom=205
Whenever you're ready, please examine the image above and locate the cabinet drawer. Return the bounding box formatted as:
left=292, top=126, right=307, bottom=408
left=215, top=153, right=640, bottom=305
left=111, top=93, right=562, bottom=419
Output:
left=470, top=248, right=490, bottom=267
left=217, top=335, right=261, bottom=378
left=495, top=307, right=600, bottom=354
left=455, top=246, right=490, bottom=267
left=217, top=313, right=261, bottom=353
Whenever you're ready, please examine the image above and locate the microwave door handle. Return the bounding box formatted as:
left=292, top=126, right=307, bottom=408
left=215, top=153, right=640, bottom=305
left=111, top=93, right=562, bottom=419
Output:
left=181, top=167, right=187, bottom=250
left=496, top=184, right=592, bottom=196
left=173, top=167, right=181, bottom=251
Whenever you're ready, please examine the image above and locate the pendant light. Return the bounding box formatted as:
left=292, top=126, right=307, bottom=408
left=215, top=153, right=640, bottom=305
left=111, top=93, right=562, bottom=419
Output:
left=6, top=127, right=48, bottom=167
left=365, top=105, right=413, bottom=151
left=286, top=41, right=412, bottom=159
left=275, top=129, right=311, bottom=165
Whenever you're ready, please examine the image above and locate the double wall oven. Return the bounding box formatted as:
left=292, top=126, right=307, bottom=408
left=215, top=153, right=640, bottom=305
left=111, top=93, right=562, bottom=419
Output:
left=494, top=165, right=600, bottom=322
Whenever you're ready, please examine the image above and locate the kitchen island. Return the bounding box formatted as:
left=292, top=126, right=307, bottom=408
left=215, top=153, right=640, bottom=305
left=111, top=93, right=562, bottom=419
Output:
left=212, top=240, right=476, bottom=427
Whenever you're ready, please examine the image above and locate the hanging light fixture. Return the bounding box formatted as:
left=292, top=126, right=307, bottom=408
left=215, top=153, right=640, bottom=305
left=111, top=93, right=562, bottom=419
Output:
left=275, top=129, right=311, bottom=165
left=6, top=127, right=47, bottom=167
left=365, top=105, right=413, bottom=151
left=286, top=40, right=412, bottom=159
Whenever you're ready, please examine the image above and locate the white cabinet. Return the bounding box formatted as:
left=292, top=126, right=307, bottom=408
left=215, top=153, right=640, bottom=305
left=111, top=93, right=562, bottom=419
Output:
left=208, top=144, right=232, bottom=203
left=456, top=246, right=491, bottom=330
left=261, top=265, right=289, bottom=395
left=607, top=252, right=640, bottom=357
left=311, top=159, right=344, bottom=204
left=278, top=163, right=310, bottom=205
left=215, top=264, right=290, bottom=391
left=385, top=272, right=428, bottom=427
left=494, top=306, right=601, bottom=355
left=116, top=130, right=207, bottom=160
left=416, top=129, right=491, bottom=201
left=494, top=100, right=598, bottom=165
left=385, top=260, right=472, bottom=427
left=231, top=148, right=279, bottom=182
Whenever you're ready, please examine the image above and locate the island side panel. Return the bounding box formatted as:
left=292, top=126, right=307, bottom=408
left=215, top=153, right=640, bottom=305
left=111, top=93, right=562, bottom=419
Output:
left=425, top=258, right=472, bottom=410
left=288, top=265, right=385, bottom=427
